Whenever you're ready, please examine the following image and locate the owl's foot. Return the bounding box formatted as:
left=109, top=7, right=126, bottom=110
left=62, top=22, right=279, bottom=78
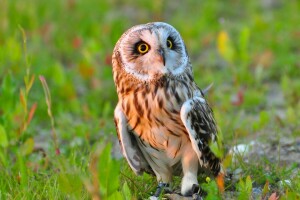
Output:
left=150, top=182, right=170, bottom=198
left=191, top=193, right=203, bottom=200
left=184, top=184, right=205, bottom=200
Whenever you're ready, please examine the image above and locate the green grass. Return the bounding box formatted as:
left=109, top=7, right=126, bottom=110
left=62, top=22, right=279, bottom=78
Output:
left=1, top=0, right=300, bottom=199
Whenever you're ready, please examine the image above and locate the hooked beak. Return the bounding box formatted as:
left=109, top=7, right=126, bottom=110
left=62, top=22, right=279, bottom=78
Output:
left=157, top=48, right=165, bottom=66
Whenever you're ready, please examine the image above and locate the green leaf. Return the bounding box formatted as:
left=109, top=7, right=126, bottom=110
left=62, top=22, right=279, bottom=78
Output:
left=209, top=130, right=224, bottom=159
left=286, top=106, right=297, bottom=124
left=201, top=180, right=222, bottom=200
left=238, top=26, right=250, bottom=64
left=0, top=125, right=8, bottom=148
left=210, top=141, right=223, bottom=158
left=25, top=74, right=35, bottom=94
left=51, top=63, right=66, bottom=86
left=6, top=37, right=22, bottom=62
left=20, top=137, right=34, bottom=156
left=17, top=151, right=28, bottom=189
left=262, top=181, right=269, bottom=198
left=237, top=176, right=252, bottom=200
left=253, top=111, right=270, bottom=131
left=102, top=101, right=112, bottom=118
left=108, top=191, right=123, bottom=200
left=122, top=181, right=132, bottom=200
left=0, top=148, right=8, bottom=167
left=0, top=73, right=17, bottom=112
left=98, top=143, right=120, bottom=198
left=245, top=175, right=253, bottom=192
left=57, top=172, right=82, bottom=198
left=222, top=153, right=232, bottom=169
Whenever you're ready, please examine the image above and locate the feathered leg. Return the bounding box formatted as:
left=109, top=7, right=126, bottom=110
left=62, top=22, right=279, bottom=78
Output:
left=150, top=166, right=172, bottom=198
left=181, top=147, right=199, bottom=196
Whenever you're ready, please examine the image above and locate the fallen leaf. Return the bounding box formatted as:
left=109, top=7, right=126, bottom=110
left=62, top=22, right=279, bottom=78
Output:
left=56, top=148, right=61, bottom=155
left=216, top=173, right=225, bottom=193
left=79, top=63, right=95, bottom=79
left=262, top=180, right=269, bottom=198
left=254, top=50, right=273, bottom=68
left=105, top=53, right=112, bottom=66
left=268, top=192, right=279, bottom=200
left=72, top=36, right=82, bottom=49
left=231, top=89, right=244, bottom=106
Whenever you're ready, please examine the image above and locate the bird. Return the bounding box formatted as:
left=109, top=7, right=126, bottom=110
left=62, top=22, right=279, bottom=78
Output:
left=112, top=22, right=223, bottom=198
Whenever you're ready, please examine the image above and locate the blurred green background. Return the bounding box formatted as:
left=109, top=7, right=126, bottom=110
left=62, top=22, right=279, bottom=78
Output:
left=0, top=0, right=300, bottom=199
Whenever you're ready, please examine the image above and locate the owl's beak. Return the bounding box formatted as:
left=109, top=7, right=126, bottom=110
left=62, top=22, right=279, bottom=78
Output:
left=157, top=49, right=165, bottom=66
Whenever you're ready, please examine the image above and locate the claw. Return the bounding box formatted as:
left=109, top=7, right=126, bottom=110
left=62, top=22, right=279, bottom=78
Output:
left=192, top=193, right=203, bottom=200
left=184, top=184, right=206, bottom=199
left=152, top=182, right=170, bottom=197
left=150, top=184, right=205, bottom=200
left=191, top=184, right=200, bottom=194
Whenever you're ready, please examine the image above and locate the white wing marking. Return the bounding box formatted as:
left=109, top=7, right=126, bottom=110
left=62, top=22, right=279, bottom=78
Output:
left=180, top=97, right=206, bottom=166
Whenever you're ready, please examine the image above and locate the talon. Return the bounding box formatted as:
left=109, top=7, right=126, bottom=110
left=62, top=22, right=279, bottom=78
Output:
left=185, top=184, right=206, bottom=197
left=191, top=184, right=200, bottom=194
left=192, top=193, right=203, bottom=200
left=153, top=182, right=170, bottom=197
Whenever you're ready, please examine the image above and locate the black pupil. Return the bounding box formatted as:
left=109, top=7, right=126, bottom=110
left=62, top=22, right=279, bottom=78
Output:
left=140, top=44, right=146, bottom=51
left=167, top=40, right=171, bottom=47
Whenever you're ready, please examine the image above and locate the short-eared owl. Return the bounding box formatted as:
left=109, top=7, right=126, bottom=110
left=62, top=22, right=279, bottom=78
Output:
left=112, top=22, right=223, bottom=198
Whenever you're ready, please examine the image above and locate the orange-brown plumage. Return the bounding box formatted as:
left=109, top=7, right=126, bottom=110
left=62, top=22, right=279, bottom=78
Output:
left=112, top=22, right=223, bottom=197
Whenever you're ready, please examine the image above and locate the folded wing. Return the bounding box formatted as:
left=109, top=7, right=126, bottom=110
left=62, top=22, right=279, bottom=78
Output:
left=114, top=104, right=153, bottom=175
left=180, top=96, right=221, bottom=175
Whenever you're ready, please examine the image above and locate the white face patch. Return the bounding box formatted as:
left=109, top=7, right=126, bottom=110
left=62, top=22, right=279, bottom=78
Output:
left=167, top=53, right=188, bottom=75
left=117, top=22, right=189, bottom=81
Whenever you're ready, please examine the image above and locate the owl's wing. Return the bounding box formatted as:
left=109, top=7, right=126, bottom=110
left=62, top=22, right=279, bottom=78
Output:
left=114, top=104, right=153, bottom=175
left=180, top=96, right=221, bottom=176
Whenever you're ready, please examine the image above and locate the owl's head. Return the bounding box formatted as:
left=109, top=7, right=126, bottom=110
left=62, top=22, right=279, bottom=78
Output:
left=112, top=22, right=190, bottom=82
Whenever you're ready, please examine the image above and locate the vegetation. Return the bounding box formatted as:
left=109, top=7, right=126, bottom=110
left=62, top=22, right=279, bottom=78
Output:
left=0, top=0, right=299, bottom=199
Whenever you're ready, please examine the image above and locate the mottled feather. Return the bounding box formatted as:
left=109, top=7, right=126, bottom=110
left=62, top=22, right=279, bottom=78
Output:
left=112, top=22, right=223, bottom=196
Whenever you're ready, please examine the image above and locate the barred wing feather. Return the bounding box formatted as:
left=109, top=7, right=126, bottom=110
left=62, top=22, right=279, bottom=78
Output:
left=180, top=96, right=221, bottom=175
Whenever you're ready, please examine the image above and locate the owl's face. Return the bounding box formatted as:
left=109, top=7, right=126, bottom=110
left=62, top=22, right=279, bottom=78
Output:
left=113, top=22, right=189, bottom=81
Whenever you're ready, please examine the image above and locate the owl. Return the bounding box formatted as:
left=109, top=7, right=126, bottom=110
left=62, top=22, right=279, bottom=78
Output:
left=112, top=22, right=223, bottom=198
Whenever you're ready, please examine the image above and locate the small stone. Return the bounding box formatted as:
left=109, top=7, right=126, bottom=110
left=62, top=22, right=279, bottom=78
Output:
left=252, top=187, right=262, bottom=199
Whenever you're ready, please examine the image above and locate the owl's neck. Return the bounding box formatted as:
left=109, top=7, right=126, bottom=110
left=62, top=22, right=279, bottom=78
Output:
left=115, top=67, right=197, bottom=102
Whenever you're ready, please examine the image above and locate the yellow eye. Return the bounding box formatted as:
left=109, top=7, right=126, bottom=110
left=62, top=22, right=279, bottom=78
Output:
left=167, top=39, right=173, bottom=49
left=137, top=43, right=149, bottom=54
